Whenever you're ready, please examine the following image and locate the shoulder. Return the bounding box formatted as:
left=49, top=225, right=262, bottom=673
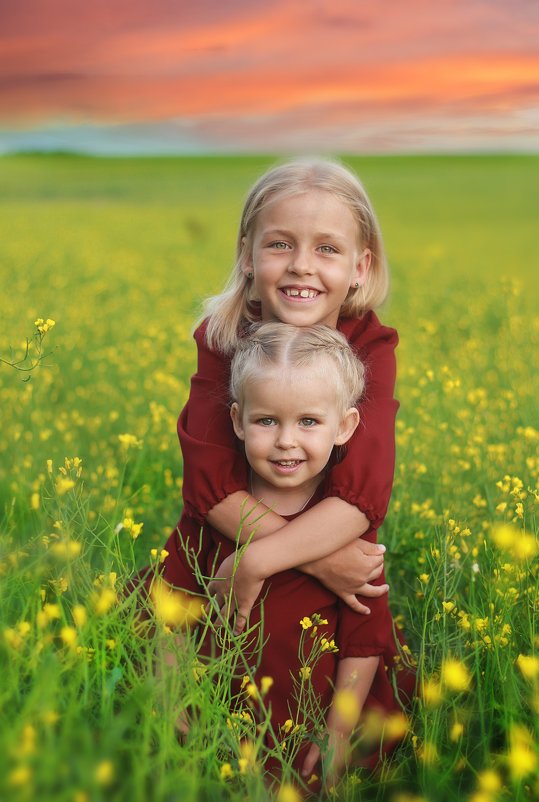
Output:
left=193, top=318, right=209, bottom=346
left=338, top=312, right=398, bottom=355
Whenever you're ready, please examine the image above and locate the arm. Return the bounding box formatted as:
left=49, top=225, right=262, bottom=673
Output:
left=207, top=500, right=386, bottom=635
left=302, top=655, right=379, bottom=783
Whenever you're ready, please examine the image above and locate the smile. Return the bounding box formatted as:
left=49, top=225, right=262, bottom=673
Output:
left=281, top=287, right=320, bottom=299
left=270, top=459, right=305, bottom=473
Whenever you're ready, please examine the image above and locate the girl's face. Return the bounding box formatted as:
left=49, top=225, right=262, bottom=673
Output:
left=243, top=189, right=371, bottom=328
left=230, top=366, right=359, bottom=499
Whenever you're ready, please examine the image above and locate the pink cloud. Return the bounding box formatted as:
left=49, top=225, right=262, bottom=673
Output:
left=1, top=0, right=538, bottom=150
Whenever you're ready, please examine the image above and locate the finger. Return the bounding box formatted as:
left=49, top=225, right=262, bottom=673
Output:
left=233, top=611, right=247, bottom=636
left=342, top=594, right=371, bottom=615
left=366, top=562, right=385, bottom=582
left=358, top=541, right=386, bottom=556
left=301, top=744, right=321, bottom=777
left=359, top=582, right=389, bottom=598
left=219, top=601, right=234, bottom=622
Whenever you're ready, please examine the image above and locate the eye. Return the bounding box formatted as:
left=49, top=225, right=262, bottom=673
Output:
left=300, top=418, right=318, bottom=427
left=319, top=244, right=338, bottom=255
left=257, top=417, right=276, bottom=426
left=269, top=241, right=290, bottom=250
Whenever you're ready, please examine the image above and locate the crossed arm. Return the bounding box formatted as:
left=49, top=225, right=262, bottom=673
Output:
left=206, top=492, right=387, bottom=634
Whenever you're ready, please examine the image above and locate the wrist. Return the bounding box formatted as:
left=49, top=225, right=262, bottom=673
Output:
left=238, top=541, right=270, bottom=581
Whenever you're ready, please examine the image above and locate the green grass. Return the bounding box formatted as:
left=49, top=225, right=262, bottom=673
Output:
left=0, top=154, right=538, bottom=802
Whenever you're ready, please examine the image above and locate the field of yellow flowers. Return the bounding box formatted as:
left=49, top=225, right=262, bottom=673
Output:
left=0, top=154, right=538, bottom=802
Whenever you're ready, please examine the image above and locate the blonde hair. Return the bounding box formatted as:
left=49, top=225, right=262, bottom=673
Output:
left=230, top=323, right=365, bottom=418
left=202, top=158, right=389, bottom=354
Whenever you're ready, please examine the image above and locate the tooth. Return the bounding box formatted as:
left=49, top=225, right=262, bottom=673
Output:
left=300, top=289, right=309, bottom=298
left=308, top=291, right=316, bottom=298
left=290, top=289, right=299, bottom=296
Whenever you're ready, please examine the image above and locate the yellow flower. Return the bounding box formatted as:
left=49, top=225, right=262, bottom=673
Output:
left=42, top=710, right=60, bottom=726
left=299, top=666, right=311, bottom=681
left=384, top=712, right=409, bottom=740
left=35, top=317, right=55, bottom=334
left=333, top=688, right=360, bottom=729
left=122, top=517, right=144, bottom=539
left=442, top=601, right=455, bottom=614
left=477, top=769, right=502, bottom=792
left=8, top=765, right=32, bottom=787
left=491, top=523, right=537, bottom=560
left=94, top=760, right=115, bottom=786
left=56, top=477, right=75, bottom=495
left=220, top=763, right=233, bottom=780
left=419, top=573, right=430, bottom=583
left=507, top=724, right=537, bottom=780
left=118, top=433, right=143, bottom=450
left=281, top=719, right=293, bottom=734
left=299, top=616, right=313, bottom=629
left=72, top=604, right=87, bottom=628
left=151, top=581, right=200, bottom=627
left=277, top=783, right=302, bottom=802
left=92, top=588, right=117, bottom=616
left=246, top=682, right=258, bottom=699
left=421, top=679, right=443, bottom=706
left=51, top=540, right=82, bottom=558
left=260, top=676, right=273, bottom=695
left=31, top=492, right=40, bottom=510
left=60, top=626, right=78, bottom=647
left=43, top=603, right=61, bottom=621
left=516, top=654, right=539, bottom=680
left=320, top=637, right=338, bottom=653
left=441, top=658, right=471, bottom=692
left=450, top=721, right=464, bottom=741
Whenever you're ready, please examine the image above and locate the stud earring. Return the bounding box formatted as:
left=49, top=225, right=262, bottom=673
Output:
left=247, top=271, right=253, bottom=279
left=354, top=281, right=359, bottom=288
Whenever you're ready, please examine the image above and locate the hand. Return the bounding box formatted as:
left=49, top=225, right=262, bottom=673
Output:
left=302, top=539, right=388, bottom=615
left=301, top=733, right=350, bottom=786
left=206, top=551, right=264, bottom=635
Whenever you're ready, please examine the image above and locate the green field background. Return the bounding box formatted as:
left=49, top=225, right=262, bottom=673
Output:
left=0, top=155, right=538, bottom=801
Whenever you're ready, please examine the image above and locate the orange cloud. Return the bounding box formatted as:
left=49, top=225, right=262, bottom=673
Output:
left=1, top=0, right=538, bottom=151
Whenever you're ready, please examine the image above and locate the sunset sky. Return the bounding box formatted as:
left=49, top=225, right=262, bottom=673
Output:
left=1, top=0, right=538, bottom=153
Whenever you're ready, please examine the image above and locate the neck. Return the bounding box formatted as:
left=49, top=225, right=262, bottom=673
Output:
left=249, top=471, right=322, bottom=516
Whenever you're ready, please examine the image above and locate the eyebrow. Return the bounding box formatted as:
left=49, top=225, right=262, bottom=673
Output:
left=261, top=228, right=348, bottom=245
left=247, top=408, right=330, bottom=419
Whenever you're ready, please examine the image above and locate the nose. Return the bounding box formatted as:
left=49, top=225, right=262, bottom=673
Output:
left=288, top=247, right=313, bottom=276
left=275, top=424, right=296, bottom=449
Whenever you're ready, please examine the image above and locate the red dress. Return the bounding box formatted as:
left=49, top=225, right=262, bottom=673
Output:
left=159, top=311, right=415, bottom=772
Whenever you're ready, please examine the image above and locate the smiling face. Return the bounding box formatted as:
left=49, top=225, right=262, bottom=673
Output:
left=230, top=365, right=359, bottom=513
left=242, top=189, right=371, bottom=328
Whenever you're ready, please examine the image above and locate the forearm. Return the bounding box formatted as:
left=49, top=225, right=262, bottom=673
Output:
left=206, top=491, right=287, bottom=543
left=235, top=497, right=369, bottom=579
left=332, top=656, right=379, bottom=725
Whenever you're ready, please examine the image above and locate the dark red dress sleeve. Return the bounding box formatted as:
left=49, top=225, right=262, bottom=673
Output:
left=178, top=320, right=248, bottom=524
left=336, top=571, right=393, bottom=657
left=332, top=312, right=399, bottom=529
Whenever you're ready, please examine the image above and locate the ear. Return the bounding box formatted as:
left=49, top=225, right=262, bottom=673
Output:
left=351, top=248, right=371, bottom=288
left=334, top=407, right=360, bottom=446
left=240, top=236, right=253, bottom=277
left=230, top=402, right=245, bottom=440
